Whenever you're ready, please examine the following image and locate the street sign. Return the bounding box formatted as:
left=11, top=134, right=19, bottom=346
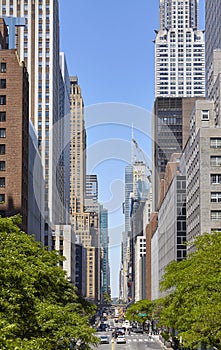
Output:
left=138, top=313, right=147, bottom=316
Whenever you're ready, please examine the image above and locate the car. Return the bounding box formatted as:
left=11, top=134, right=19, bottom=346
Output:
left=116, top=335, right=126, bottom=344
left=112, top=330, right=124, bottom=338
left=136, top=328, right=144, bottom=334
left=99, top=335, right=110, bottom=344
left=132, top=327, right=143, bottom=334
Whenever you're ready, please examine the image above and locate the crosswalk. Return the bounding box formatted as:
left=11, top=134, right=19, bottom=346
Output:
left=127, top=335, right=154, bottom=343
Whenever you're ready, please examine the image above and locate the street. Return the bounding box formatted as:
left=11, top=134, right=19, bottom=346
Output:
left=93, top=333, right=164, bottom=350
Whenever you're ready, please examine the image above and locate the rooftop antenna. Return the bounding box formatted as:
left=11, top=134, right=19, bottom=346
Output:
left=131, top=123, right=135, bottom=165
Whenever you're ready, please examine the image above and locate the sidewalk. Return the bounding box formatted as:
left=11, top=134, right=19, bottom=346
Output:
left=156, top=334, right=173, bottom=350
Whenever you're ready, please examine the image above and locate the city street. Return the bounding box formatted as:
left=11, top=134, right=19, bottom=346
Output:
left=93, top=333, right=164, bottom=350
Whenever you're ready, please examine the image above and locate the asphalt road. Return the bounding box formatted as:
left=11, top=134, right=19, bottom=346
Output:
left=93, top=333, right=164, bottom=350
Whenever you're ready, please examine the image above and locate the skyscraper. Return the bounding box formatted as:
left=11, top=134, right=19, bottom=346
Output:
left=0, top=1, right=67, bottom=246
left=153, top=0, right=206, bottom=209
left=120, top=165, right=133, bottom=302
left=70, top=76, right=86, bottom=215
left=100, top=205, right=110, bottom=297
left=155, top=0, right=205, bottom=97
left=205, top=0, right=221, bottom=95
left=70, top=77, right=100, bottom=303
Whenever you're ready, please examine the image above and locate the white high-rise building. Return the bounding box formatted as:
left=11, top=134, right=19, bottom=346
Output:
left=155, top=0, right=205, bottom=97
left=134, top=235, right=146, bottom=302
left=0, top=1, right=66, bottom=245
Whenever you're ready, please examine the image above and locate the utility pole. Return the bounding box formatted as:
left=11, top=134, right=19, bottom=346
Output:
left=111, top=338, right=115, bottom=350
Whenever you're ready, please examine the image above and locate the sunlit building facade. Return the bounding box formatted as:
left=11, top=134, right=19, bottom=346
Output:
left=155, top=0, right=205, bottom=97
left=0, top=0, right=67, bottom=246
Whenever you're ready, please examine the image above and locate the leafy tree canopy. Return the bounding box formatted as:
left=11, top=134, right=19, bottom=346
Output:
left=125, top=299, right=153, bottom=325
left=159, top=232, right=221, bottom=350
left=0, top=216, right=98, bottom=349
left=103, top=292, right=111, bottom=305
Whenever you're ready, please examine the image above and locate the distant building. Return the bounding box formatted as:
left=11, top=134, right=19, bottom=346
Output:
left=146, top=212, right=158, bottom=300
left=70, top=77, right=101, bottom=302
left=28, top=121, right=44, bottom=243
left=85, top=175, right=98, bottom=202
left=59, top=52, right=71, bottom=225
left=120, top=165, right=133, bottom=302
left=75, top=236, right=87, bottom=297
left=52, top=225, right=75, bottom=283
left=100, top=205, right=110, bottom=297
left=134, top=235, right=146, bottom=302
left=70, top=76, right=86, bottom=215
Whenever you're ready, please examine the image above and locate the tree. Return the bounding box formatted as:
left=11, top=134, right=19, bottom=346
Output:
left=0, top=216, right=99, bottom=349
left=159, top=232, right=221, bottom=349
left=125, top=299, right=153, bottom=328
left=102, top=292, right=111, bottom=305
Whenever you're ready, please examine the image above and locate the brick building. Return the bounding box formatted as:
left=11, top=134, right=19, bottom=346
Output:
left=0, top=19, right=29, bottom=231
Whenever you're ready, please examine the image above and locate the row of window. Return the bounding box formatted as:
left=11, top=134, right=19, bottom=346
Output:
left=211, top=156, right=221, bottom=167
left=211, top=211, right=221, bottom=220
left=211, top=174, right=221, bottom=184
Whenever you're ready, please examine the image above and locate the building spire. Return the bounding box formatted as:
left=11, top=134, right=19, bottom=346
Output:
left=131, top=123, right=135, bottom=165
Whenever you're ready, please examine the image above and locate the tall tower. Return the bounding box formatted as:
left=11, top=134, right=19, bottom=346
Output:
left=70, top=77, right=100, bottom=303
left=70, top=76, right=86, bottom=215
left=153, top=0, right=205, bottom=209
left=0, top=0, right=66, bottom=245
left=155, top=0, right=205, bottom=97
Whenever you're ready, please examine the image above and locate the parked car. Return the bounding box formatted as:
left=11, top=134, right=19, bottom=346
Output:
left=99, top=335, right=110, bottom=344
left=116, top=335, right=126, bottom=344
left=132, top=327, right=143, bottom=334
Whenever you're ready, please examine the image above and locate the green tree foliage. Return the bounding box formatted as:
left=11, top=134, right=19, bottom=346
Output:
left=125, top=299, right=153, bottom=325
left=102, top=292, right=111, bottom=305
left=0, top=216, right=98, bottom=349
left=159, top=232, right=221, bottom=349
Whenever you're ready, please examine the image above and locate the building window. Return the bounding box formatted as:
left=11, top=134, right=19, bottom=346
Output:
left=211, top=211, right=221, bottom=220
left=211, top=192, right=221, bottom=203
left=0, top=194, right=5, bottom=203
left=0, top=79, right=6, bottom=89
left=0, top=178, right=5, bottom=188
left=0, top=112, right=6, bottom=122
left=0, top=129, right=6, bottom=138
left=0, top=96, right=6, bottom=105
left=211, top=228, right=221, bottom=233
left=211, top=174, right=221, bottom=184
left=0, top=63, right=6, bottom=73
left=210, top=138, right=221, bottom=148
left=0, top=161, right=5, bottom=171
left=210, top=156, right=221, bottom=166
left=201, top=110, right=209, bottom=120
left=0, top=144, right=5, bottom=154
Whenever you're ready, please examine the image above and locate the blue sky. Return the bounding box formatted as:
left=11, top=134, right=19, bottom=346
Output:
left=59, top=0, right=205, bottom=297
